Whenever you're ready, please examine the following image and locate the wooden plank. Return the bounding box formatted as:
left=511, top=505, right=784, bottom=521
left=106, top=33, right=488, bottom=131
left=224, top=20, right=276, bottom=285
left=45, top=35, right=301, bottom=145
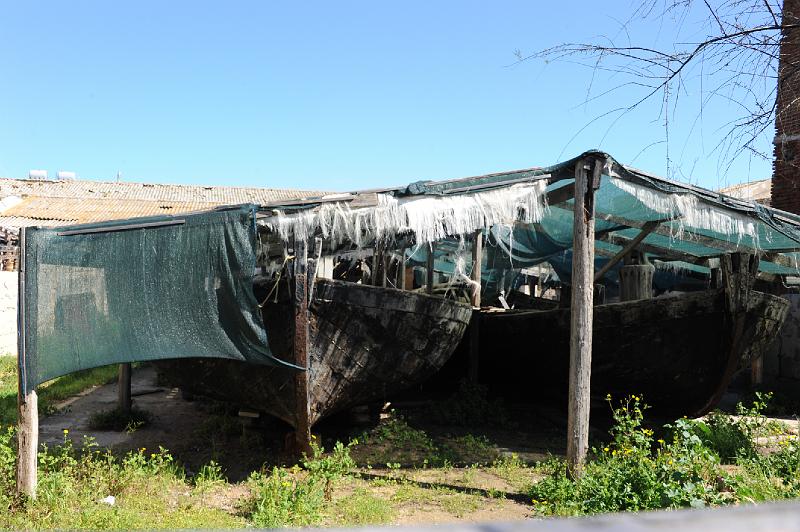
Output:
left=593, top=220, right=662, bottom=282
left=16, top=227, right=37, bottom=499
left=118, top=363, right=131, bottom=414
left=469, top=229, right=483, bottom=383
left=566, top=157, right=600, bottom=478
left=292, top=238, right=312, bottom=456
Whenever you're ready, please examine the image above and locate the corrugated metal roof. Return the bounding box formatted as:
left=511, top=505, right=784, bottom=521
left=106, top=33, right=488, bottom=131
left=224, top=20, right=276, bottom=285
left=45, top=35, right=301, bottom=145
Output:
left=0, top=177, right=327, bottom=228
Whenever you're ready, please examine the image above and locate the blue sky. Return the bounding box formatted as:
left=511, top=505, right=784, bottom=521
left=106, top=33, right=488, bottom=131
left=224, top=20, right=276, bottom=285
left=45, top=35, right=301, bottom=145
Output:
left=0, top=1, right=774, bottom=192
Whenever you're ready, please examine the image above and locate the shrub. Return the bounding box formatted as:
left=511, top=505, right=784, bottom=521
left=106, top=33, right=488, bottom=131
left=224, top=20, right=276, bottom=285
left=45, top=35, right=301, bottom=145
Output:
left=529, top=395, right=730, bottom=516
left=245, top=439, right=357, bottom=527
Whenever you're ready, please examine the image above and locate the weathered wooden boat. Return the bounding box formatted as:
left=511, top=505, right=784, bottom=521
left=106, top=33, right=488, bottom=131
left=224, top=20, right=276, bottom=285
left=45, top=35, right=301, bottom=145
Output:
left=471, top=286, right=789, bottom=417
left=158, top=278, right=472, bottom=429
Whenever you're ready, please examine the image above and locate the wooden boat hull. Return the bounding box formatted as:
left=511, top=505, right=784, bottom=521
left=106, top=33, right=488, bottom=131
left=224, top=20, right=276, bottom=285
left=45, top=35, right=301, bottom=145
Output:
left=157, top=279, right=472, bottom=427
left=472, top=289, right=788, bottom=417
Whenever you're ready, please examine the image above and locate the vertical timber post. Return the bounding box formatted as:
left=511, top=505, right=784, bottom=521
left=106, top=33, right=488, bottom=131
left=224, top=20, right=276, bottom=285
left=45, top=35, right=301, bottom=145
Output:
left=566, top=156, right=601, bottom=478
left=469, top=229, right=483, bottom=382
left=16, top=227, right=38, bottom=499
left=293, top=238, right=312, bottom=456
left=399, top=247, right=407, bottom=290
left=118, top=363, right=132, bottom=414
left=426, top=243, right=435, bottom=295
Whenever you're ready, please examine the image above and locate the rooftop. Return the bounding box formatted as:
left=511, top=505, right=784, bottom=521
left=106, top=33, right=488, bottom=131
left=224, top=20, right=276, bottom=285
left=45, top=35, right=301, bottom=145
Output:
left=0, top=177, right=325, bottom=227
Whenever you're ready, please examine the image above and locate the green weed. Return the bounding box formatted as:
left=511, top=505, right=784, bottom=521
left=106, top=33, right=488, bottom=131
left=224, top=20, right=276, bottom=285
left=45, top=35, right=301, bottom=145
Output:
left=88, top=406, right=152, bottom=432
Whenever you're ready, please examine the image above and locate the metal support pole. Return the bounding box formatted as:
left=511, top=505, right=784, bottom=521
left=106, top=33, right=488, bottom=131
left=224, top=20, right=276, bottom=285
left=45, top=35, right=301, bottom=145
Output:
left=566, top=157, right=601, bottom=478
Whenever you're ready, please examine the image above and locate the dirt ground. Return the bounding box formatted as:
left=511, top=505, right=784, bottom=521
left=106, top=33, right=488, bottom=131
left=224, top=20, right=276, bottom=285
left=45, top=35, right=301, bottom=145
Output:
left=40, top=365, right=576, bottom=523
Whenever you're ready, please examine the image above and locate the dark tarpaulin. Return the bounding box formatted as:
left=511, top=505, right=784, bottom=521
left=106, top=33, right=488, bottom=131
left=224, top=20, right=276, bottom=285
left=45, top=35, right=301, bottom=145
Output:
left=19, top=204, right=296, bottom=395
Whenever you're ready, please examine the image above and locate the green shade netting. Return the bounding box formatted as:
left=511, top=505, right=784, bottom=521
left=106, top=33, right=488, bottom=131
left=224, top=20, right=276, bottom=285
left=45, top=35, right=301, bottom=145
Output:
left=20, top=204, right=293, bottom=394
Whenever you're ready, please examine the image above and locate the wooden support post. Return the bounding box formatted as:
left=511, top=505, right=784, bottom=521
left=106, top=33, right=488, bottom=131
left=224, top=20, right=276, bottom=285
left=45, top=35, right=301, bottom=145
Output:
left=469, top=229, right=483, bottom=383
left=426, top=243, right=435, bottom=295
left=17, top=389, right=37, bottom=499
left=381, top=251, right=388, bottom=288
left=751, top=355, right=764, bottom=386
left=566, top=157, right=601, bottom=479
left=292, top=238, right=312, bottom=457
left=118, top=363, right=131, bottom=414
left=371, top=247, right=379, bottom=286
left=16, top=227, right=37, bottom=499
left=399, top=247, right=407, bottom=290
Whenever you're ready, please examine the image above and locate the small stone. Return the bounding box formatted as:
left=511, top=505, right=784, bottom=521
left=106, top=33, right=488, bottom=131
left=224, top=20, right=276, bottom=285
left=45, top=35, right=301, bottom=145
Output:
left=98, top=495, right=116, bottom=506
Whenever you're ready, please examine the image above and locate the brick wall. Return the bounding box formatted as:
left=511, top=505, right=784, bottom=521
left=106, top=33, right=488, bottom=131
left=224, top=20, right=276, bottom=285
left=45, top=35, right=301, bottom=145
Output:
left=772, top=0, right=800, bottom=213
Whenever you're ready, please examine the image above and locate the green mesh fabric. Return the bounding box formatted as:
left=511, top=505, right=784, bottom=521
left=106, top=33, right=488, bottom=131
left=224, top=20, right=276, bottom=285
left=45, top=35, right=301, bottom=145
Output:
left=20, top=204, right=290, bottom=394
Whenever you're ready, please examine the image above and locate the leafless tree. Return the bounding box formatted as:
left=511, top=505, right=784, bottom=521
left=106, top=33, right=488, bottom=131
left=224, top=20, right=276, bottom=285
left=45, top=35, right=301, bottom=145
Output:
left=518, top=0, right=799, bottom=180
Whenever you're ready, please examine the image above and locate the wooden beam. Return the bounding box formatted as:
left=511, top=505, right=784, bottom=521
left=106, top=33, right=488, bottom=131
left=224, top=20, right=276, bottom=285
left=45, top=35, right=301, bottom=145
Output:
left=16, top=227, right=37, bottom=499
left=599, top=234, right=704, bottom=266
left=469, top=229, right=483, bottom=383
left=546, top=183, right=576, bottom=206
left=566, top=157, right=601, bottom=478
left=292, top=238, right=312, bottom=457
left=118, top=363, right=131, bottom=414
left=593, top=220, right=662, bottom=282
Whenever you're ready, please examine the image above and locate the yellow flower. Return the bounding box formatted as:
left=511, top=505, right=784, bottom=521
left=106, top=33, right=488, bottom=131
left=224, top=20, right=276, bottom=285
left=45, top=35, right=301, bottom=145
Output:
left=603, top=447, right=609, bottom=452
left=657, top=439, right=665, bottom=444
left=668, top=460, right=673, bottom=465
left=62, top=429, right=69, bottom=435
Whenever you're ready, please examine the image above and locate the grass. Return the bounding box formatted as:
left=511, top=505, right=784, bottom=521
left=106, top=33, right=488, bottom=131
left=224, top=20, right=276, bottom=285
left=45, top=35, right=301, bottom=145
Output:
left=88, top=406, right=152, bottom=432
left=0, top=356, right=119, bottom=426
left=3, top=354, right=800, bottom=528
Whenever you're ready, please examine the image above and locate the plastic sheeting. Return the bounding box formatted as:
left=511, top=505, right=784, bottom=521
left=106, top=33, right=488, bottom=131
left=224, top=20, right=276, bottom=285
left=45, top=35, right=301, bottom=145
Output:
left=19, top=204, right=293, bottom=394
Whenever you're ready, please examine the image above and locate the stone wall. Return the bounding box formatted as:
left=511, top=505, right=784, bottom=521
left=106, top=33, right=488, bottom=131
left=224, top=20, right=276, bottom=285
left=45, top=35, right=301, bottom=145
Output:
left=0, top=271, right=17, bottom=356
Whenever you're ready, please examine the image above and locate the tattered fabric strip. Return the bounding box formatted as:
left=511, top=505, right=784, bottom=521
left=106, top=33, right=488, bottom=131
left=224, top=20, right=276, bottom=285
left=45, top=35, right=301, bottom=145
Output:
left=263, top=181, right=549, bottom=247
